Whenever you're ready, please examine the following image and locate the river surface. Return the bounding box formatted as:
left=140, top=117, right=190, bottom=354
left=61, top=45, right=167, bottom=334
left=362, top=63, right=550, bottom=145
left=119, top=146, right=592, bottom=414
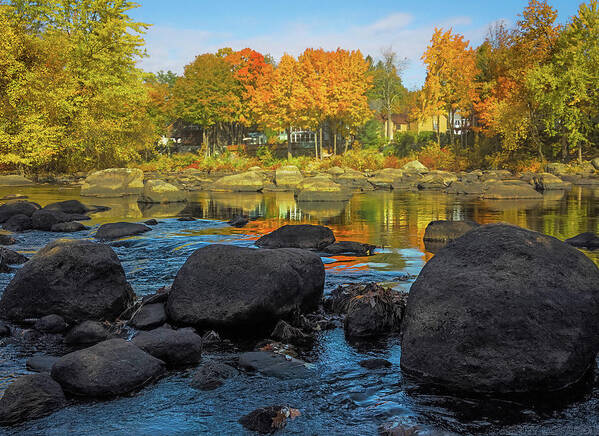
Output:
left=0, top=185, right=598, bottom=435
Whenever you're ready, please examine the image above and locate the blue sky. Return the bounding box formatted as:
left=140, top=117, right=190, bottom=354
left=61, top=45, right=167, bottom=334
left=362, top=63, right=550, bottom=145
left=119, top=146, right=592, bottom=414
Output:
left=131, top=0, right=581, bottom=89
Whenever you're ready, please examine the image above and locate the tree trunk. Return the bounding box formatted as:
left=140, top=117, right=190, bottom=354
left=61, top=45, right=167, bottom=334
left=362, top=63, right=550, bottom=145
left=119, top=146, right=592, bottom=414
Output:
left=203, top=129, right=209, bottom=158
left=561, top=135, right=568, bottom=161
left=319, top=128, right=323, bottom=160
left=578, top=141, right=582, bottom=165
left=286, top=128, right=292, bottom=160
left=333, top=126, right=337, bottom=155
left=344, top=135, right=349, bottom=154
left=314, top=129, right=319, bottom=159
left=436, top=115, right=441, bottom=146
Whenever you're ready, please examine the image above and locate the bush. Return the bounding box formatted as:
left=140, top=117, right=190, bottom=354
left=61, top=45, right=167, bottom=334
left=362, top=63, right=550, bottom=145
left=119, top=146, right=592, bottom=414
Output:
left=356, top=118, right=386, bottom=150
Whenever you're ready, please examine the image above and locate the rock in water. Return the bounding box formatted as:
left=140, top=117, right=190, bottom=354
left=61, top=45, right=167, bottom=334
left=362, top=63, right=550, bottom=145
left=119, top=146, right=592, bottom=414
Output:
left=0, top=201, right=39, bottom=223
left=50, top=222, right=89, bottom=233
left=43, top=200, right=90, bottom=215
left=565, top=232, right=599, bottom=250
left=275, top=165, right=303, bottom=189
left=34, top=314, right=67, bottom=334
left=191, top=361, right=238, bottom=390
left=255, top=224, right=335, bottom=250
left=228, top=215, right=249, bottom=228
left=322, top=241, right=376, bottom=256
left=65, top=321, right=109, bottom=345
left=401, top=223, right=599, bottom=394
left=0, top=247, right=27, bottom=265
left=26, top=355, right=60, bottom=374
left=94, top=222, right=151, bottom=240
left=80, top=168, right=144, bottom=197
left=138, top=179, right=186, bottom=204
left=0, top=239, right=134, bottom=323
left=344, top=286, right=406, bottom=339
left=239, top=351, right=311, bottom=379
left=0, top=234, right=16, bottom=245
left=423, top=220, right=480, bottom=242
left=51, top=339, right=165, bottom=397
left=132, top=327, right=203, bottom=367
left=166, top=244, right=324, bottom=332
left=239, top=405, right=300, bottom=434
left=2, top=214, right=32, bottom=232
left=129, top=303, right=167, bottom=330
left=0, top=374, right=66, bottom=425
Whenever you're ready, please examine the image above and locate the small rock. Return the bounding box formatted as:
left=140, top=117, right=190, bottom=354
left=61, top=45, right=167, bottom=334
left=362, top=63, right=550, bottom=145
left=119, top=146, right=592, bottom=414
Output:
left=65, top=321, right=109, bottom=345
left=26, top=355, right=59, bottom=374
left=565, top=232, right=599, bottom=250
left=129, top=303, right=167, bottom=330
left=43, top=200, right=90, bottom=215
left=0, top=247, right=27, bottom=265
left=322, top=241, right=376, bottom=256
left=34, top=314, right=67, bottom=334
left=228, top=215, right=249, bottom=228
left=0, top=201, right=39, bottom=223
left=239, top=405, right=301, bottom=434
left=191, top=361, right=237, bottom=390
left=238, top=351, right=311, bottom=379
left=50, top=222, right=89, bottom=232
left=0, top=374, right=66, bottom=425
left=94, top=222, right=152, bottom=240
left=0, top=234, right=16, bottom=245
left=177, top=217, right=196, bottom=221
left=131, top=327, right=203, bottom=367
left=359, top=358, right=392, bottom=370
left=270, top=320, right=311, bottom=345
left=144, top=219, right=158, bottom=226
left=255, top=224, right=335, bottom=250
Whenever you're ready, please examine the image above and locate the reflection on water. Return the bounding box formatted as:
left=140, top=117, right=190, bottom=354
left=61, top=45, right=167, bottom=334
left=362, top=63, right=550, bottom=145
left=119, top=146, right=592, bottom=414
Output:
left=0, top=184, right=598, bottom=435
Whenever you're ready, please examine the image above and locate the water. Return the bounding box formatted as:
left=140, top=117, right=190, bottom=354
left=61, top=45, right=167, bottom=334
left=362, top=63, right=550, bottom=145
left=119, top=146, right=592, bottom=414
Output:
left=0, top=186, right=598, bottom=435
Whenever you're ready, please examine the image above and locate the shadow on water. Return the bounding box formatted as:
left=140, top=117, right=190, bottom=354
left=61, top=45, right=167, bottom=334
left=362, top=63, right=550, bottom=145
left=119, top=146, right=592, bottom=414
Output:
left=0, top=185, right=598, bottom=434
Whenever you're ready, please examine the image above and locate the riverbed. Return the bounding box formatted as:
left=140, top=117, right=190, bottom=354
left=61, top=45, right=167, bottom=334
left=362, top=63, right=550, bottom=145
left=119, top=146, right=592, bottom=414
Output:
left=0, top=186, right=598, bottom=435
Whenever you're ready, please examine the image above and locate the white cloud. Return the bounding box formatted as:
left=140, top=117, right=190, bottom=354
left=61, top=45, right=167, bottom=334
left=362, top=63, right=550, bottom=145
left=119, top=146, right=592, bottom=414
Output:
left=138, top=12, right=484, bottom=88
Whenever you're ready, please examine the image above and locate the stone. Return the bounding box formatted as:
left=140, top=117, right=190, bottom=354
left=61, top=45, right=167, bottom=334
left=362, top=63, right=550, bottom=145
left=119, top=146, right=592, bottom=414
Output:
left=239, top=405, right=300, bottom=434
left=402, top=160, right=428, bottom=173
left=239, top=351, right=311, bottom=379
left=0, top=374, right=66, bottom=425
left=482, top=183, right=543, bottom=199
left=445, top=181, right=485, bottom=195
left=0, top=247, right=27, bottom=265
left=191, top=361, right=237, bottom=390
left=132, top=327, right=202, bottom=367
left=80, top=168, right=144, bottom=197
left=31, top=209, right=78, bottom=231
left=0, top=234, right=16, bottom=245
left=50, top=221, right=89, bottom=232
left=210, top=171, right=265, bottom=192
left=166, top=244, right=324, bottom=331
left=0, top=239, right=134, bottom=323
left=344, top=286, right=406, bottom=339
left=2, top=214, right=32, bottom=232
left=297, top=175, right=348, bottom=201
left=532, top=173, right=569, bottom=191
left=565, top=232, right=599, bottom=250
left=0, top=201, right=40, bottom=223
left=34, top=314, right=67, bottom=334
left=591, top=158, right=599, bottom=170
left=144, top=219, right=158, bottom=225
left=270, top=320, right=311, bottom=345
left=401, top=223, right=599, bottom=394
left=275, top=165, right=303, bottom=189
left=256, top=224, right=335, bottom=250
left=322, top=241, right=376, bottom=256
left=129, top=303, right=167, bottom=330
left=139, top=179, right=186, bottom=204
left=0, top=175, right=34, bottom=186
left=51, top=338, right=165, bottom=397
left=359, top=358, right=392, bottom=370
left=228, top=215, right=249, bottom=228
left=94, top=222, right=151, bottom=240
left=65, top=321, right=109, bottom=345
left=26, top=355, right=59, bottom=374
left=43, top=200, right=90, bottom=215
left=423, top=220, right=480, bottom=243
left=0, top=321, right=10, bottom=337
left=369, top=168, right=404, bottom=190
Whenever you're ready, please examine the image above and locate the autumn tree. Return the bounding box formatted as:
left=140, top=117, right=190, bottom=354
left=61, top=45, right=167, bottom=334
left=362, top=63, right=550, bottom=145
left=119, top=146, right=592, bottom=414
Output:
left=172, top=53, right=243, bottom=156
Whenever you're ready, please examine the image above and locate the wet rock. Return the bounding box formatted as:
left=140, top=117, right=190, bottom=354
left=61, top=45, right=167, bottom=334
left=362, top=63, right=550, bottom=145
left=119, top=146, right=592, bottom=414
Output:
left=368, top=168, right=404, bottom=190
left=423, top=220, right=479, bottom=245
left=228, top=214, right=249, bottom=228
left=359, top=358, right=392, bottom=370
left=0, top=234, right=16, bottom=245
left=565, top=232, right=599, bottom=250
left=131, top=327, right=202, bottom=367
left=444, top=181, right=485, bottom=195
left=94, top=222, right=151, bottom=240
left=418, top=171, right=458, bottom=190
left=0, top=174, right=35, bottom=187
left=0, top=201, right=40, bottom=223
left=2, top=214, right=32, bottom=232
left=401, top=223, right=599, bottom=394
left=166, top=244, right=324, bottom=331
left=0, top=247, right=27, bottom=265
left=177, top=216, right=196, bottom=221
left=256, top=224, right=335, bottom=250
left=34, top=314, right=67, bottom=334
left=344, top=286, right=406, bottom=339
left=270, top=320, right=311, bottom=345
left=65, top=321, right=109, bottom=345
left=0, top=239, right=134, bottom=323
left=191, top=361, right=237, bottom=390
left=334, top=169, right=373, bottom=192
left=43, top=200, right=90, bottom=215
left=322, top=241, right=376, bottom=256
left=297, top=174, right=346, bottom=200
left=144, top=219, right=158, bottom=226
left=31, top=209, right=77, bottom=231
left=0, top=321, right=10, bottom=337
left=275, top=165, right=303, bottom=189
left=50, top=222, right=89, bottom=232
left=482, top=183, right=542, bottom=199
left=210, top=171, right=265, bottom=192
left=325, top=282, right=382, bottom=314
left=239, top=405, right=300, bottom=434
left=129, top=303, right=167, bottom=330
left=532, top=173, right=569, bottom=191
left=0, top=374, right=66, bottom=425
left=26, top=355, right=59, bottom=374
left=139, top=179, right=186, bottom=203
left=51, top=338, right=165, bottom=397
left=239, top=351, right=311, bottom=379
left=81, top=168, right=144, bottom=197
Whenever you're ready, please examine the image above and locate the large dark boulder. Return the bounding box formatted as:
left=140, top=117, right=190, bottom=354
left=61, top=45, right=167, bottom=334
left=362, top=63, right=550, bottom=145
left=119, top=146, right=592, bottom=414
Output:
left=0, top=201, right=39, bottom=223
left=51, top=338, right=165, bottom=397
left=131, top=327, right=202, bottom=367
left=94, top=222, right=151, bottom=240
left=51, top=222, right=89, bottom=233
left=166, top=244, right=324, bottom=331
left=401, top=224, right=599, bottom=394
left=255, top=224, right=335, bottom=250
left=31, top=209, right=88, bottom=231
left=43, top=200, right=90, bottom=215
left=0, top=374, right=66, bottom=425
left=65, top=321, right=109, bottom=345
left=0, top=247, right=27, bottom=265
left=26, top=355, right=60, bottom=374
left=322, top=241, right=376, bottom=256
left=565, top=232, right=599, bottom=250
left=34, top=314, right=67, bottom=334
left=129, top=303, right=167, bottom=330
left=2, top=214, right=32, bottom=232
left=0, top=239, right=134, bottom=323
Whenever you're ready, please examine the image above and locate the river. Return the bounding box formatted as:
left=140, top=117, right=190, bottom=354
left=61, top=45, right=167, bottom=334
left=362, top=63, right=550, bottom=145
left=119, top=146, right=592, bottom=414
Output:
left=0, top=185, right=597, bottom=435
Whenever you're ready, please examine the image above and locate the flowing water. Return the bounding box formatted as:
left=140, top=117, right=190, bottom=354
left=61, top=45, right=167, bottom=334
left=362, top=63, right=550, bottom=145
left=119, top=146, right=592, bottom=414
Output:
left=0, top=185, right=598, bottom=435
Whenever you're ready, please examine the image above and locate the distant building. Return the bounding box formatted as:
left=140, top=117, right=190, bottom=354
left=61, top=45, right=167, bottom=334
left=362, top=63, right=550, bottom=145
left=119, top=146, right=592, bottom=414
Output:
left=379, top=112, right=450, bottom=139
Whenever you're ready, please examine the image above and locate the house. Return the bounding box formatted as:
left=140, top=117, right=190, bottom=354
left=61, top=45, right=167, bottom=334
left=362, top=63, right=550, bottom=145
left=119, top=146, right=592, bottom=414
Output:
left=380, top=112, right=449, bottom=139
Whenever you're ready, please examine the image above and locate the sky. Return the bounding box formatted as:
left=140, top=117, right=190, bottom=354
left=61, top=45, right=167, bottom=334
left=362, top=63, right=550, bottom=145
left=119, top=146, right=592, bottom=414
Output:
left=130, top=0, right=581, bottom=89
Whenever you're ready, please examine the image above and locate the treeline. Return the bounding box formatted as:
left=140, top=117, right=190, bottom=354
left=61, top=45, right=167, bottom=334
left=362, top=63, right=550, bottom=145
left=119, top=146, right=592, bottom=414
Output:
left=415, top=0, right=599, bottom=166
